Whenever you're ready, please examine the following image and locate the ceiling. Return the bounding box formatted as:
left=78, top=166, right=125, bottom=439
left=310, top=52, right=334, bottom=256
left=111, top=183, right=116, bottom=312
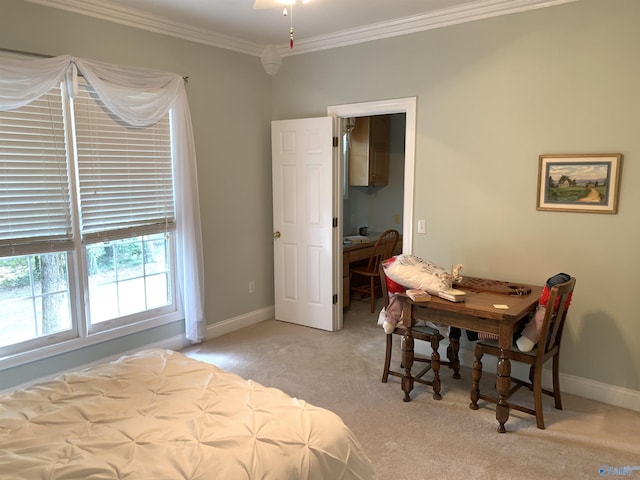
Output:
left=26, top=0, right=578, bottom=57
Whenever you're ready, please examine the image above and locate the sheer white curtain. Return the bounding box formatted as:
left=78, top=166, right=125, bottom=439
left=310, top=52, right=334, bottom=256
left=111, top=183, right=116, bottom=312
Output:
left=0, top=55, right=205, bottom=342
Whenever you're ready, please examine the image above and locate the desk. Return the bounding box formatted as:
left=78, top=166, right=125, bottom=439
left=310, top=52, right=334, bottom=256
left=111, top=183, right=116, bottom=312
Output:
left=397, top=278, right=543, bottom=433
left=343, top=234, right=401, bottom=308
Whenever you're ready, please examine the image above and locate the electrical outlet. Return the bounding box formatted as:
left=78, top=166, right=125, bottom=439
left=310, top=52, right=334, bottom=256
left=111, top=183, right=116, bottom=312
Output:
left=393, top=214, right=400, bottom=224
left=249, top=281, right=255, bottom=293
left=417, top=219, right=426, bottom=234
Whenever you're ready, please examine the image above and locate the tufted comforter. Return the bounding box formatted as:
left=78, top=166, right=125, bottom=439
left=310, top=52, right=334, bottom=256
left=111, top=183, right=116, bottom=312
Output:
left=0, top=349, right=376, bottom=480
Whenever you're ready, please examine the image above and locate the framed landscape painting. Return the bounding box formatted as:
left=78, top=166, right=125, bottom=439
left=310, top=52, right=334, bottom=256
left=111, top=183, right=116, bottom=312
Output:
left=537, top=153, right=622, bottom=214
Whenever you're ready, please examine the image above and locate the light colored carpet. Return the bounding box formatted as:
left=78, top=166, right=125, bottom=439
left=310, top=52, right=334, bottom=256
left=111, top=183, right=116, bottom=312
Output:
left=183, top=300, right=639, bottom=480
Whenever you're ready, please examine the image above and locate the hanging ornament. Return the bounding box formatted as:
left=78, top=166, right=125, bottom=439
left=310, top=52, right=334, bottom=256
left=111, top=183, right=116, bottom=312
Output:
left=283, top=4, right=294, bottom=49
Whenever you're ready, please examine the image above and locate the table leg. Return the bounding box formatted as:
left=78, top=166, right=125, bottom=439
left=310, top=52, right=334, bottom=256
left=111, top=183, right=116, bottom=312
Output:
left=447, top=329, right=461, bottom=379
left=400, top=302, right=415, bottom=402
left=469, top=351, right=481, bottom=410
left=430, top=336, right=442, bottom=400
left=401, top=331, right=414, bottom=402
left=495, top=351, right=511, bottom=433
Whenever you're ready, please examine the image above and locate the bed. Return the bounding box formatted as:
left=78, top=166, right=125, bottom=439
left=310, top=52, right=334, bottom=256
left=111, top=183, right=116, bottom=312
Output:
left=0, top=349, right=376, bottom=479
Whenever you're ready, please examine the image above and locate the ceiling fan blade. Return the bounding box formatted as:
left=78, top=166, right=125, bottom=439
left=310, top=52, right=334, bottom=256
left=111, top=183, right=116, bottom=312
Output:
left=253, top=0, right=310, bottom=9
left=253, top=0, right=280, bottom=9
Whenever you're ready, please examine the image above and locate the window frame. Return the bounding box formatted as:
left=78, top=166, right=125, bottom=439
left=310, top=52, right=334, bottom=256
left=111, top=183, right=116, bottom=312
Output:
left=82, top=233, right=180, bottom=336
left=0, top=71, right=183, bottom=369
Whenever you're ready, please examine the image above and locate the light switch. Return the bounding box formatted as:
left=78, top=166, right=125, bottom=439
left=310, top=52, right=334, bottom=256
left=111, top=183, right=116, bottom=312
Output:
left=417, top=219, right=426, bottom=234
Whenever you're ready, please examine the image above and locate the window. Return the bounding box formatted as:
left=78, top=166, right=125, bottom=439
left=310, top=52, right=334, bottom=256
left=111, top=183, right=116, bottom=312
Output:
left=86, top=234, right=172, bottom=328
left=73, top=79, right=177, bottom=333
left=0, top=252, right=73, bottom=351
left=0, top=74, right=180, bottom=361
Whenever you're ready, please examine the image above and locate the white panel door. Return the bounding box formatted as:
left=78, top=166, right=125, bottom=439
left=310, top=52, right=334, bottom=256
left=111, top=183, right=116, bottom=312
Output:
left=272, top=117, right=336, bottom=331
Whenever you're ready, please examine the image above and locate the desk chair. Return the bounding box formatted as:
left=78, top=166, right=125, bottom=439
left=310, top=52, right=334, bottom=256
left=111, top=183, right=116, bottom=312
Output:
left=380, top=265, right=461, bottom=400
left=350, top=229, right=399, bottom=313
left=469, top=277, right=576, bottom=429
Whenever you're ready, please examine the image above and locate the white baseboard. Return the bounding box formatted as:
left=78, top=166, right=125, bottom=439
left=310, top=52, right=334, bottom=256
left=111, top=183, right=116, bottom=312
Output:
left=204, top=305, right=275, bottom=340
left=419, top=343, right=640, bottom=413
left=213, top=313, right=639, bottom=413
left=549, top=370, right=640, bottom=413
left=8, top=308, right=637, bottom=415
left=206, top=312, right=640, bottom=413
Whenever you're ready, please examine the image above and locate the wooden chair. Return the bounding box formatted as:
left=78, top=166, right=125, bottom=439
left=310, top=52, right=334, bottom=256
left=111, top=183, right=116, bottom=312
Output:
left=379, top=265, right=461, bottom=400
left=469, top=277, right=576, bottom=429
left=350, top=229, right=399, bottom=313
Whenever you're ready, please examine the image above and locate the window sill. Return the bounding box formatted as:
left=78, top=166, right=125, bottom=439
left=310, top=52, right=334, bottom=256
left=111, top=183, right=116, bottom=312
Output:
left=0, top=311, right=183, bottom=371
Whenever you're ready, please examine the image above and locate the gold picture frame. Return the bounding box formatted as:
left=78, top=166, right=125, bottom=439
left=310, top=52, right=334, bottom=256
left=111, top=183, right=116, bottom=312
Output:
left=536, top=153, right=622, bottom=214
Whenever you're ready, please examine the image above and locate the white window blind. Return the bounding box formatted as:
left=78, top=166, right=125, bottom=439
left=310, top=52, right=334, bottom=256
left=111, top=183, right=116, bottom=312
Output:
left=0, top=85, right=73, bottom=257
left=73, top=80, right=175, bottom=243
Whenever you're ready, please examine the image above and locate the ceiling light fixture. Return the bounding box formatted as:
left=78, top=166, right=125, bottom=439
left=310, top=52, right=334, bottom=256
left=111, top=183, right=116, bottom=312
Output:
left=253, top=0, right=311, bottom=49
left=283, top=4, right=294, bottom=49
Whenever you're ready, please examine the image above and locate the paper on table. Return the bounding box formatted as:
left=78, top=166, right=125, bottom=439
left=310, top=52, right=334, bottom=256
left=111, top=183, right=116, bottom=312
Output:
left=493, top=304, right=509, bottom=309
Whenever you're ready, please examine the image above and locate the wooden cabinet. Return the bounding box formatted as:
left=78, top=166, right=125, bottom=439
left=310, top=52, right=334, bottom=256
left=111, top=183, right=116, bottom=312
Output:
left=348, top=115, right=390, bottom=187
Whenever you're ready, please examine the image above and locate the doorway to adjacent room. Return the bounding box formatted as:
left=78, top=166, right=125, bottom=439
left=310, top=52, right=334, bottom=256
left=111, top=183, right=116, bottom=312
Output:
left=328, top=97, right=416, bottom=255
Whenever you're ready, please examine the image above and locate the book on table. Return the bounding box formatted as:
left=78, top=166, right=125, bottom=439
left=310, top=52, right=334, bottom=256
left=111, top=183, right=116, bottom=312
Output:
left=437, top=288, right=467, bottom=302
left=406, top=289, right=431, bottom=302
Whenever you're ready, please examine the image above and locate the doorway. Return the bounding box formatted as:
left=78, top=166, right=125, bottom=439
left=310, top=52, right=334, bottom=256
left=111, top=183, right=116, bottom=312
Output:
left=342, top=113, right=406, bottom=239
left=328, top=97, right=416, bottom=322
left=328, top=97, right=416, bottom=254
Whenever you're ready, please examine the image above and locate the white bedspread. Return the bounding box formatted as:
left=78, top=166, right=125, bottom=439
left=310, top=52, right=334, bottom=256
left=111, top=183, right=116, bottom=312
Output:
left=0, top=349, right=376, bottom=479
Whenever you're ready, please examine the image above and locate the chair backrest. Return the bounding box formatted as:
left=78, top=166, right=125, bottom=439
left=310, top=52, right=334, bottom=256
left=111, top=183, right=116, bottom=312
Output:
left=364, top=229, right=400, bottom=274
left=537, top=277, right=576, bottom=359
left=379, top=264, right=390, bottom=309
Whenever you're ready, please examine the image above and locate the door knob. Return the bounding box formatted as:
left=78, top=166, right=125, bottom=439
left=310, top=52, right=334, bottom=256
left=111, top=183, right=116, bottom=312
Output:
left=273, top=231, right=281, bottom=238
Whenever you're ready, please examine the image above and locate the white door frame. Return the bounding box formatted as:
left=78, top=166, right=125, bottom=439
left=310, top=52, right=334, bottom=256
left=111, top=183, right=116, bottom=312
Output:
left=328, top=97, right=416, bottom=254
left=328, top=97, right=416, bottom=328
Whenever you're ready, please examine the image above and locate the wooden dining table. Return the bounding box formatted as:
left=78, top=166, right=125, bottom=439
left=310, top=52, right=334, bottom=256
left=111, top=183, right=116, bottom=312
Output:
left=396, top=276, right=543, bottom=433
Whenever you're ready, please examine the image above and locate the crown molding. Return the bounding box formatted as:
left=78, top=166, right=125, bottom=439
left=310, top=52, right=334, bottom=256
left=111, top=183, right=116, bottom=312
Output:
left=24, top=0, right=580, bottom=58
left=279, top=0, right=581, bottom=57
left=23, top=0, right=265, bottom=56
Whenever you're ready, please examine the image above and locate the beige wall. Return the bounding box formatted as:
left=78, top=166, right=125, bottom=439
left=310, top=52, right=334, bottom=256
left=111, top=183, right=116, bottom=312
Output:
left=0, top=0, right=275, bottom=387
left=271, top=0, right=640, bottom=393
left=1, top=0, right=639, bottom=399
left=1, top=0, right=276, bottom=320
